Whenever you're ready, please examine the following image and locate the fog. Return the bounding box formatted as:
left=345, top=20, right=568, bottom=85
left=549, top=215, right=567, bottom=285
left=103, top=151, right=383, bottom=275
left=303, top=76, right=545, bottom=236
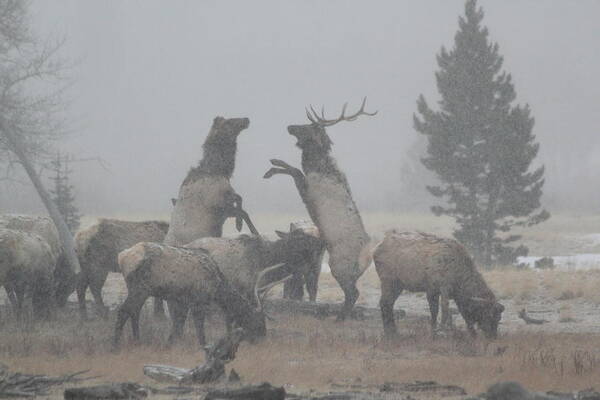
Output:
left=2, top=0, right=599, bottom=217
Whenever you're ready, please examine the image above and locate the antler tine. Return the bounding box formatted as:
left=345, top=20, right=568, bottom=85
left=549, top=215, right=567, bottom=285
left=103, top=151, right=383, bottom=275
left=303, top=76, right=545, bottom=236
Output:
left=305, top=98, right=377, bottom=127
left=339, top=102, right=348, bottom=120
left=344, top=97, right=378, bottom=122
left=254, top=263, right=287, bottom=312
left=359, top=96, right=378, bottom=116
left=306, top=108, right=316, bottom=124
left=309, top=104, right=322, bottom=122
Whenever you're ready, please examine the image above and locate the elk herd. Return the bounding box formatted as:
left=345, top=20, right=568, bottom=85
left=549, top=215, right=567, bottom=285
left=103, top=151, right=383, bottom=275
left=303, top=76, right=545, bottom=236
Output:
left=0, top=99, right=505, bottom=347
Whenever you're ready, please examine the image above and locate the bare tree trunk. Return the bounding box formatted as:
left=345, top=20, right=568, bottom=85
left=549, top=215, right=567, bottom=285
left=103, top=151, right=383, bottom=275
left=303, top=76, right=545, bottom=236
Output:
left=1, top=124, right=81, bottom=275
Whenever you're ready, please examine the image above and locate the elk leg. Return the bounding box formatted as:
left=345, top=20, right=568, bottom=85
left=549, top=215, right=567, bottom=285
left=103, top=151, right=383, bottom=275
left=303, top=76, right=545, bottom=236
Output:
left=14, top=282, right=25, bottom=321
left=466, top=321, right=477, bottom=338
left=167, top=299, right=188, bottom=345
left=337, top=280, right=360, bottom=321
left=190, top=303, right=207, bottom=346
left=380, top=279, right=402, bottom=338
left=89, top=270, right=109, bottom=319
left=5, top=285, right=17, bottom=310
left=263, top=161, right=308, bottom=198
left=283, top=272, right=304, bottom=300
left=228, top=207, right=259, bottom=235
left=427, top=291, right=440, bottom=333
left=305, top=263, right=320, bottom=303
left=113, top=289, right=148, bottom=346
left=32, top=273, right=55, bottom=321
left=232, top=193, right=244, bottom=231
left=76, top=271, right=90, bottom=320
left=153, top=297, right=166, bottom=319
left=440, top=287, right=452, bottom=328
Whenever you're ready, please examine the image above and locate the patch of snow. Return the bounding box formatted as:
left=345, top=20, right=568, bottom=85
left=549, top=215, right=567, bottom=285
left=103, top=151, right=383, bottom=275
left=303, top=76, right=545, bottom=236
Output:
left=581, top=233, right=600, bottom=247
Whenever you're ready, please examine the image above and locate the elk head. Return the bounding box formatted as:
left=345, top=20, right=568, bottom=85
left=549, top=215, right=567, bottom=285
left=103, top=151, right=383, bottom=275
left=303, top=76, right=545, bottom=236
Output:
left=287, top=97, right=377, bottom=153
left=253, top=227, right=324, bottom=313
left=468, top=297, right=505, bottom=339
left=205, top=116, right=250, bottom=147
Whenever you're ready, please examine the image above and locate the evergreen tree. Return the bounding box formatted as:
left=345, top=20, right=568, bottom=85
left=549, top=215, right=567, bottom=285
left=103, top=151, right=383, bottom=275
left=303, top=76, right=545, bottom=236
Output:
left=413, top=0, right=549, bottom=266
left=50, top=152, right=81, bottom=234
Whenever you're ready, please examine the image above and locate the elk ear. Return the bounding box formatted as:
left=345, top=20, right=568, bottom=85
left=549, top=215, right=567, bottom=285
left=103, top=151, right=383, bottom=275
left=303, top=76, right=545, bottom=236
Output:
left=171, top=198, right=177, bottom=206
left=275, top=230, right=289, bottom=240
left=495, top=303, right=505, bottom=313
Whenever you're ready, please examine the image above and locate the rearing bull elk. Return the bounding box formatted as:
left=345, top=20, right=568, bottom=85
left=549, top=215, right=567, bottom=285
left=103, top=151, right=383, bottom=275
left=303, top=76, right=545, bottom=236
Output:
left=373, top=231, right=504, bottom=339
left=264, top=98, right=376, bottom=320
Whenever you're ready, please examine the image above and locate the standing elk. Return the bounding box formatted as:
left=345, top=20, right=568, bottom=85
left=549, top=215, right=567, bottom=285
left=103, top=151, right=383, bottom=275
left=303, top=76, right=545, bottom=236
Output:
left=0, top=228, right=57, bottom=321
left=264, top=98, right=376, bottom=320
left=72, top=219, right=169, bottom=319
left=0, top=214, right=66, bottom=315
left=373, top=231, right=504, bottom=339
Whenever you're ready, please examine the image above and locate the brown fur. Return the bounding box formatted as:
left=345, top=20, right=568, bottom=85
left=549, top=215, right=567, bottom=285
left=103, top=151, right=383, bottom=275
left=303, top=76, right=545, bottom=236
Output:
left=281, top=221, right=326, bottom=302
left=373, top=231, right=504, bottom=338
left=0, top=228, right=57, bottom=321
left=73, top=219, right=169, bottom=319
left=164, top=117, right=250, bottom=247
left=113, top=242, right=266, bottom=347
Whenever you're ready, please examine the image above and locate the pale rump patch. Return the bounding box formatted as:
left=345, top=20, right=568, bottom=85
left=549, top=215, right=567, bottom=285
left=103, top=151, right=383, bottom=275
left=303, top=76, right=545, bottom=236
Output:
left=290, top=220, right=320, bottom=238
left=117, top=243, right=147, bottom=277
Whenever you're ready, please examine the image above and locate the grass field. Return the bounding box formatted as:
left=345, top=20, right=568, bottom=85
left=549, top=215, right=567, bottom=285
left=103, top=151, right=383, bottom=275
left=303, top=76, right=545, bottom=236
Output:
left=2, top=212, right=599, bottom=397
left=3, top=308, right=600, bottom=396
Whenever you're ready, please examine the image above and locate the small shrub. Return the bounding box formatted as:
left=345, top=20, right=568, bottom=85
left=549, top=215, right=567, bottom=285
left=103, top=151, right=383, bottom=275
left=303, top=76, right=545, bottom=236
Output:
left=535, top=257, right=555, bottom=270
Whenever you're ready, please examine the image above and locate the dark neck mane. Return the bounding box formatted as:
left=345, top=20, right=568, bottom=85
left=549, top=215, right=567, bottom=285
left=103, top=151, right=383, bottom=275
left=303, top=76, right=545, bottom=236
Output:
left=301, top=145, right=350, bottom=187
left=184, top=141, right=237, bottom=184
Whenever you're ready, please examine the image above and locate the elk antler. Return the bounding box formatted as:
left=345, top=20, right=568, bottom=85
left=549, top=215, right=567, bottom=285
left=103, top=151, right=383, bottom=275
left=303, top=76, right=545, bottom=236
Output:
left=306, top=97, right=377, bottom=127
left=253, top=263, right=291, bottom=312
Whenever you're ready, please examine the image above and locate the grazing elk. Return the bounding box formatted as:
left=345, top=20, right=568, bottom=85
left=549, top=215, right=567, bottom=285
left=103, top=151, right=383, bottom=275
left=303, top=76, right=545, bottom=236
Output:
left=264, top=99, right=376, bottom=319
left=112, top=243, right=269, bottom=347
left=113, top=227, right=319, bottom=346
left=73, top=219, right=169, bottom=319
left=0, top=214, right=67, bottom=313
left=175, top=227, right=323, bottom=344
left=373, top=231, right=504, bottom=339
left=0, top=228, right=57, bottom=321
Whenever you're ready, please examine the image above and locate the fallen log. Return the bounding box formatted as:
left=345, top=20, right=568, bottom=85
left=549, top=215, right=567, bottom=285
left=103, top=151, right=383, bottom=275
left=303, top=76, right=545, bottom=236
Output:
left=518, top=309, right=549, bottom=325
left=0, top=366, right=91, bottom=398
left=381, top=380, right=466, bottom=396
left=143, top=327, right=244, bottom=385
left=63, top=383, right=147, bottom=400
left=205, top=382, right=285, bottom=400
left=264, top=299, right=406, bottom=320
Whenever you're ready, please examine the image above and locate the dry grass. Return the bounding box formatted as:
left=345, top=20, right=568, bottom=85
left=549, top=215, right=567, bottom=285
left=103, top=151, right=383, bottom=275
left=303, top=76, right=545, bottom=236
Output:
left=3, top=306, right=600, bottom=396
left=483, top=268, right=600, bottom=304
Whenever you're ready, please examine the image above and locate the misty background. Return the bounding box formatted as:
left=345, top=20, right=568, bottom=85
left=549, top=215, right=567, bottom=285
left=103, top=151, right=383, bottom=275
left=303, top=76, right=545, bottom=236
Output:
left=1, top=1, right=599, bottom=219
